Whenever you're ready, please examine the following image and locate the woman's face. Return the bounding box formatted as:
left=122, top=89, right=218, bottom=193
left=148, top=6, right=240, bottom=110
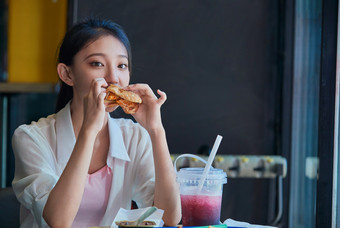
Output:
left=69, top=35, right=130, bottom=100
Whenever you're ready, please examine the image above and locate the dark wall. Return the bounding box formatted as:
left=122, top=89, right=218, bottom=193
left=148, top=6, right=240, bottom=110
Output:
left=74, top=0, right=281, bottom=224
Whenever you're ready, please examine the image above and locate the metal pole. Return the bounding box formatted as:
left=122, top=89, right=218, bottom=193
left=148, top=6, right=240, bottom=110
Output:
left=331, top=2, right=340, bottom=226
left=0, top=95, right=7, bottom=187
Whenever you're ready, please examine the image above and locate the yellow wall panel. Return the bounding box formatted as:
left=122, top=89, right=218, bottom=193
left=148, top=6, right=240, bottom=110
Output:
left=8, top=0, right=67, bottom=83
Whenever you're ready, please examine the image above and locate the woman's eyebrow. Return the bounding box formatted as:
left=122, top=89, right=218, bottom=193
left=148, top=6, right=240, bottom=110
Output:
left=83, top=53, right=128, bottom=61
left=118, top=54, right=128, bottom=59
left=83, top=53, right=105, bottom=61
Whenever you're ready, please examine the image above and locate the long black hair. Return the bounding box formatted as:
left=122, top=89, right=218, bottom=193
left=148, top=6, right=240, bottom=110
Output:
left=56, top=18, right=132, bottom=112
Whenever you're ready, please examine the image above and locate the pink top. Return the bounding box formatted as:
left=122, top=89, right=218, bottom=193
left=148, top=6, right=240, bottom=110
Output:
left=72, top=165, right=113, bottom=228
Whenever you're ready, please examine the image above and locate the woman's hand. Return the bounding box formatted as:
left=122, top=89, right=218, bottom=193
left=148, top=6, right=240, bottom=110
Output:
left=126, top=84, right=166, bottom=133
left=44, top=77, right=109, bottom=227
left=81, top=78, right=108, bottom=134
left=126, top=84, right=181, bottom=225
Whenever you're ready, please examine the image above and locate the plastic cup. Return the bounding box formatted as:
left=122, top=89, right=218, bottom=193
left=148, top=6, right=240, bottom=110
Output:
left=176, top=167, right=227, bottom=226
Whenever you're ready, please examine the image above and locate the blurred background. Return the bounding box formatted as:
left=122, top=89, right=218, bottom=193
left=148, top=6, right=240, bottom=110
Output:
left=0, top=0, right=339, bottom=227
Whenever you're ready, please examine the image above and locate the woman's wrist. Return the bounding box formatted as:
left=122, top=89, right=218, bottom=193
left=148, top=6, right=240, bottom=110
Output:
left=78, top=125, right=99, bottom=140
left=147, top=125, right=165, bottom=137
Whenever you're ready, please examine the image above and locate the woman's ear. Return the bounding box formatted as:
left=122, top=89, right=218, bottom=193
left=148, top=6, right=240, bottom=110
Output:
left=57, top=63, right=74, bottom=86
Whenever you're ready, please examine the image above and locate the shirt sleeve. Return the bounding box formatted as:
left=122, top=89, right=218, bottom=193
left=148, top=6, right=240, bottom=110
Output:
left=12, top=125, right=59, bottom=228
left=131, top=127, right=155, bottom=208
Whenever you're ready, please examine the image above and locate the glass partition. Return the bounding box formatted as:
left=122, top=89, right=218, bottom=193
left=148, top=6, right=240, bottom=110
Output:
left=335, top=2, right=340, bottom=226
left=289, top=0, right=322, bottom=227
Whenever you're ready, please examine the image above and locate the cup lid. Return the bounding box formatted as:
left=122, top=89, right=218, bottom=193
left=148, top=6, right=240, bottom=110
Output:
left=176, top=167, right=227, bottom=184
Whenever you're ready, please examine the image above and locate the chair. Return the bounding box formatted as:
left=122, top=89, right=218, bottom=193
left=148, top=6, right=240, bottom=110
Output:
left=0, top=187, right=20, bottom=227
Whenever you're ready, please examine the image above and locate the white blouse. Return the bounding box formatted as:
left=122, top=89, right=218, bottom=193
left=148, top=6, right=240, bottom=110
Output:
left=12, top=102, right=155, bottom=228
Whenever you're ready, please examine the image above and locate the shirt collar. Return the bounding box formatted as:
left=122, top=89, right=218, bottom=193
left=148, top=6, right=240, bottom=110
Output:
left=55, top=102, right=131, bottom=165
left=56, top=102, right=76, bottom=165
left=107, top=114, right=131, bottom=163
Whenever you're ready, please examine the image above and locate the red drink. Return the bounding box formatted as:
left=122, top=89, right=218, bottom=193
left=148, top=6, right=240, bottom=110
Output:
left=175, top=166, right=227, bottom=226
left=181, top=194, right=222, bottom=226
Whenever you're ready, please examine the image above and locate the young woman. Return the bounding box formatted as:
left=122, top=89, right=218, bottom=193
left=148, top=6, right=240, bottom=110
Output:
left=12, top=19, right=181, bottom=228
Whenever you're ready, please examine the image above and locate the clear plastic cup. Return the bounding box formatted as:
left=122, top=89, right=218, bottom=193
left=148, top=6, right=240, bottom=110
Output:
left=176, top=167, right=227, bottom=226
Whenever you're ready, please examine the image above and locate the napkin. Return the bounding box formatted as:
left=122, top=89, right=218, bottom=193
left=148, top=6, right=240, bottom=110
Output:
left=111, top=207, right=164, bottom=228
left=224, top=218, right=278, bottom=228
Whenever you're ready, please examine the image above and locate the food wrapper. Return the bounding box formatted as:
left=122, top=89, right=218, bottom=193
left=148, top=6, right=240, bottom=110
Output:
left=224, top=218, right=278, bottom=228
left=111, top=207, right=164, bottom=228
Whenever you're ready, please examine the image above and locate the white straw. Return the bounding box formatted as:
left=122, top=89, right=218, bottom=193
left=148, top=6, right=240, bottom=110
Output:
left=197, top=135, right=223, bottom=192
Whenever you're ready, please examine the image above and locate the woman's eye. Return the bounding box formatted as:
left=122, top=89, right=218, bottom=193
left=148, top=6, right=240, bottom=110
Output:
left=118, top=64, right=128, bottom=69
left=91, top=62, right=104, bottom=67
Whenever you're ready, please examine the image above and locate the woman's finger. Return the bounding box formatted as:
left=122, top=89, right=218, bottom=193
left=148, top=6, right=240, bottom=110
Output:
left=126, top=84, right=156, bottom=99
left=105, top=106, right=116, bottom=112
left=92, top=78, right=108, bottom=98
left=157, top=89, right=167, bottom=105
left=93, top=77, right=107, bottom=87
left=98, top=92, right=106, bottom=104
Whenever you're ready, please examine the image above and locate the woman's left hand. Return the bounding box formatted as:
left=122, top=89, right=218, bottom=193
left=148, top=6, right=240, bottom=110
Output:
left=127, top=84, right=182, bottom=226
left=126, top=84, right=166, bottom=132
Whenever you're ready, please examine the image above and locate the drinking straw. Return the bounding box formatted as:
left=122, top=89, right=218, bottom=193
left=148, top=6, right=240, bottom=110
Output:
left=197, top=135, right=223, bottom=192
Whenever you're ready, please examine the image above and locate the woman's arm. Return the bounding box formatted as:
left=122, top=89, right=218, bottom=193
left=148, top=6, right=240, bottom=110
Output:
left=149, top=128, right=182, bottom=226
left=43, top=79, right=107, bottom=228
left=128, top=84, right=181, bottom=226
left=43, top=129, right=96, bottom=228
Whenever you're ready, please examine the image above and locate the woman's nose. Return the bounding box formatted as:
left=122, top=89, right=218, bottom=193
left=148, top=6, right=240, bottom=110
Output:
left=105, top=68, right=119, bottom=84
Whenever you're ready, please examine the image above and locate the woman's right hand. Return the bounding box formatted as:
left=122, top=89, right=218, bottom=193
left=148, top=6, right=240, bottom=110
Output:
left=44, top=78, right=108, bottom=228
left=81, top=78, right=108, bottom=134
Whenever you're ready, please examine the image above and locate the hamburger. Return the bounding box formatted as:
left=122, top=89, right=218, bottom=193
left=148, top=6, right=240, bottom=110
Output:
left=104, top=84, right=142, bottom=114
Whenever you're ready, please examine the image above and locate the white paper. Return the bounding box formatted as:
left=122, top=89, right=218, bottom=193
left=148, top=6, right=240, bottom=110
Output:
left=111, top=207, right=164, bottom=228
left=224, top=218, right=278, bottom=228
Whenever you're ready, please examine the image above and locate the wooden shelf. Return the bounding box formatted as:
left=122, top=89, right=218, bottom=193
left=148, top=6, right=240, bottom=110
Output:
left=0, top=82, right=57, bottom=93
